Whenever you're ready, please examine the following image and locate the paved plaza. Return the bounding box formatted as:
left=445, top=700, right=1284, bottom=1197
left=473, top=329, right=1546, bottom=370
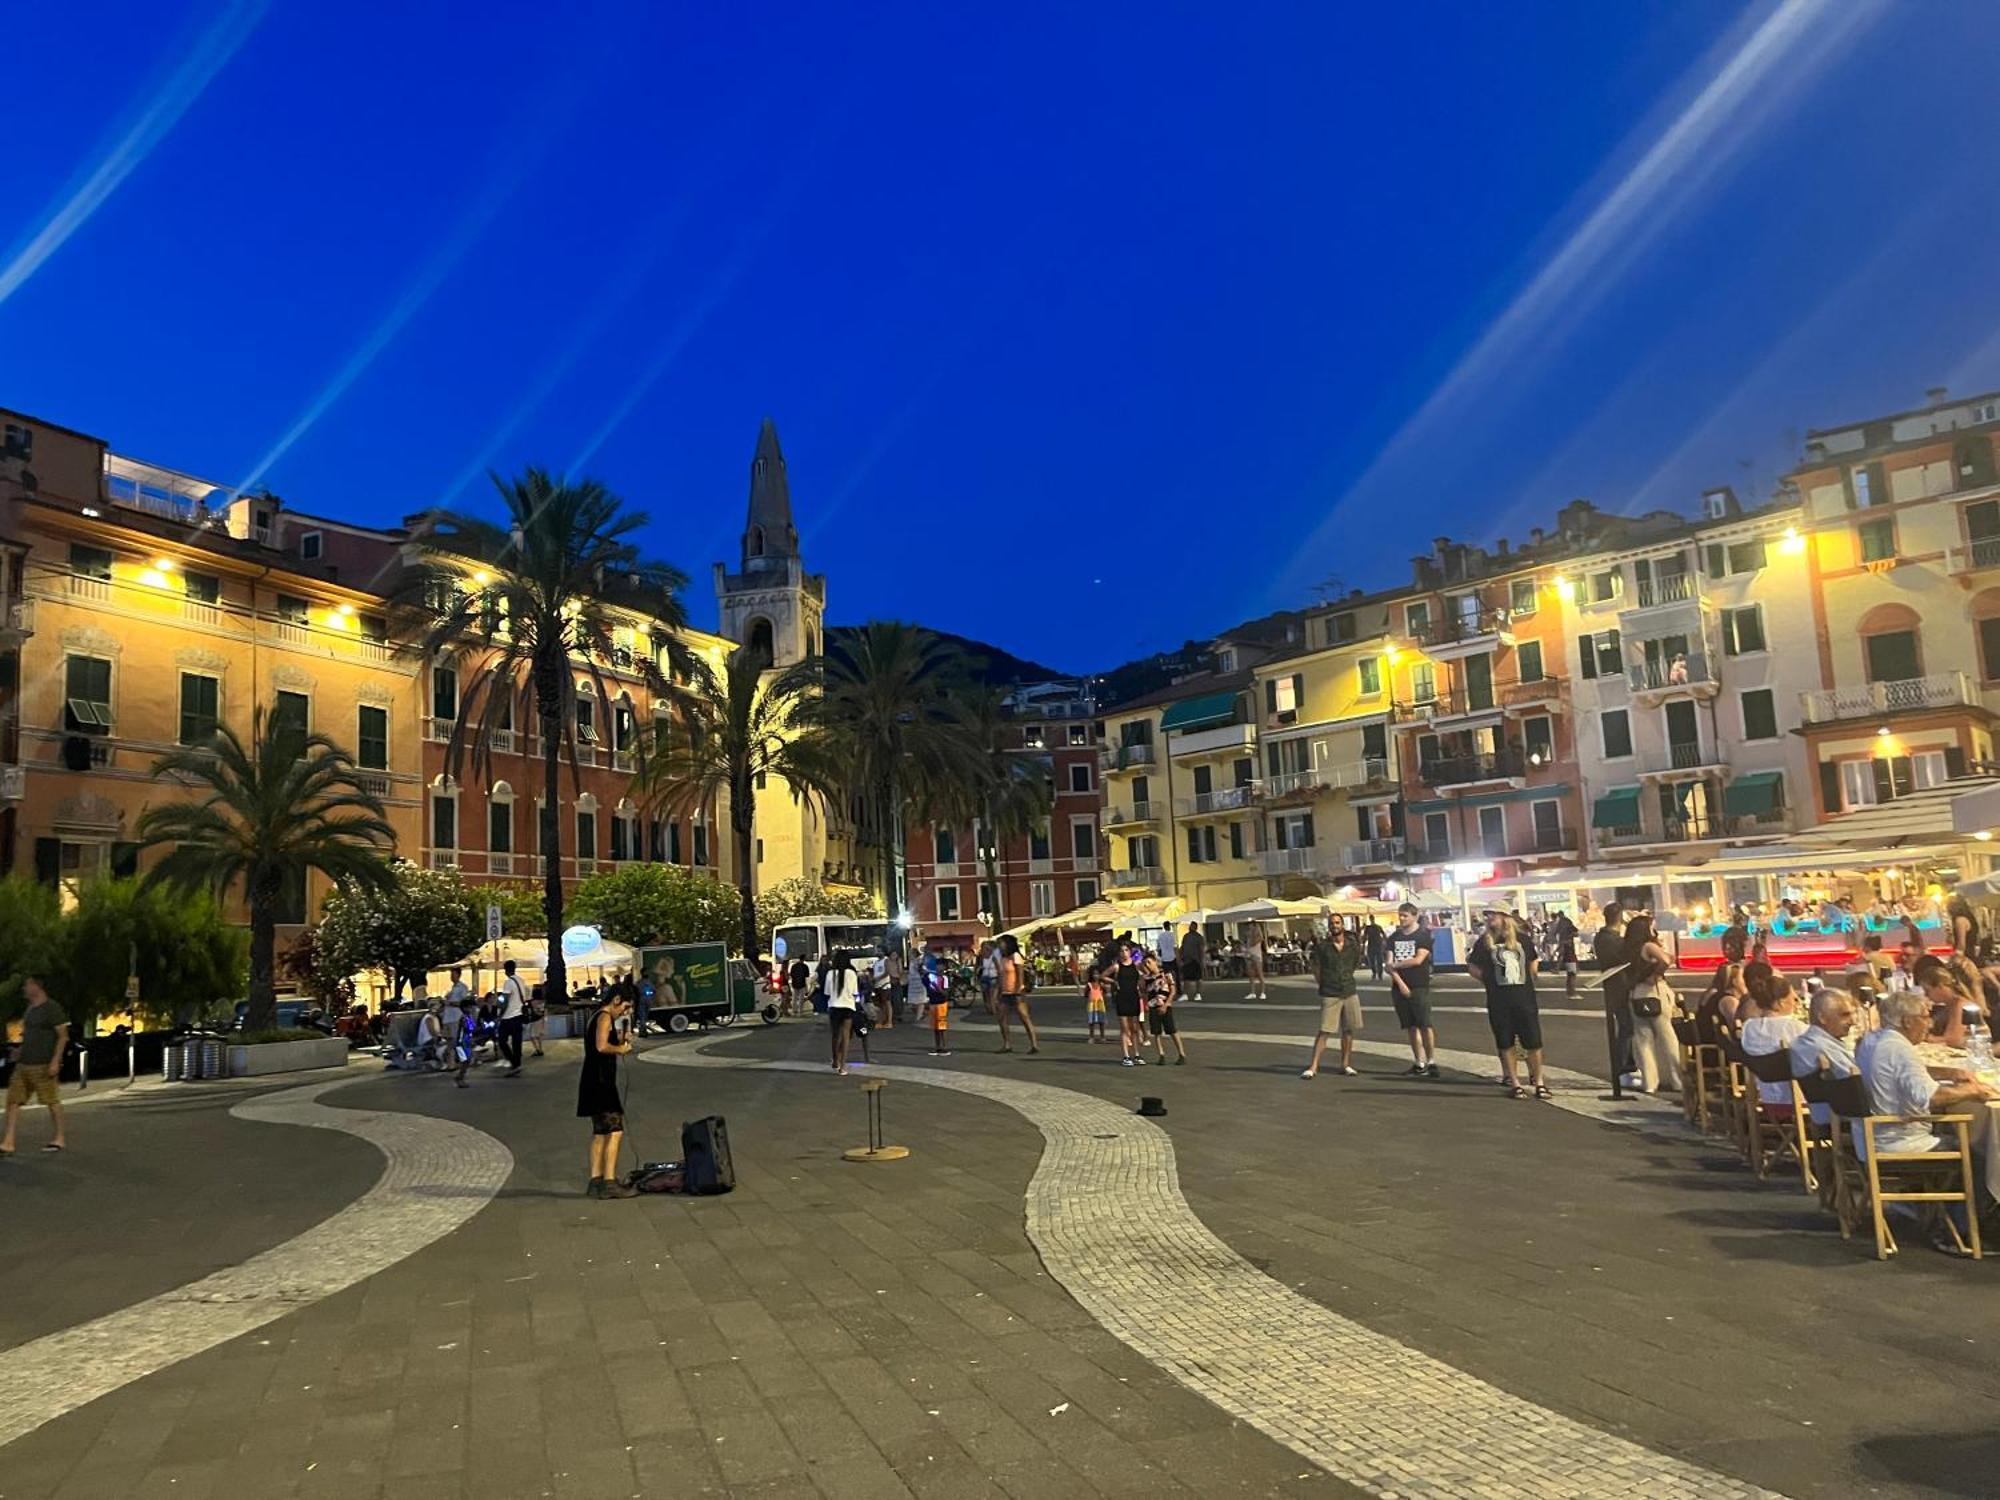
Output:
left=4, top=979, right=1999, bottom=1499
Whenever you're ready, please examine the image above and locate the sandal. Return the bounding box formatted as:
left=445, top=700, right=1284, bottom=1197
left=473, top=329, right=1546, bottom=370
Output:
left=1533, top=1083, right=1553, bottom=1101
left=1507, top=1084, right=1527, bottom=1099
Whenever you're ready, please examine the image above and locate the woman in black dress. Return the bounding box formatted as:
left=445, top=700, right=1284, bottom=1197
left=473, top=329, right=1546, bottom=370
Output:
left=579, top=988, right=635, bottom=1199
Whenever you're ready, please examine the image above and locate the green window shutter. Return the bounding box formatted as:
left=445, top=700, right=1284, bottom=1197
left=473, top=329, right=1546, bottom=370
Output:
left=33, top=838, right=59, bottom=886
left=1818, top=761, right=1841, bottom=816
left=1871, top=759, right=1894, bottom=803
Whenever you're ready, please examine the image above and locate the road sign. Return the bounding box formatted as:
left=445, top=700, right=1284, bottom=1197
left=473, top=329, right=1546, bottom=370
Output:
left=487, top=904, right=503, bottom=943
left=125, top=974, right=140, bottom=1002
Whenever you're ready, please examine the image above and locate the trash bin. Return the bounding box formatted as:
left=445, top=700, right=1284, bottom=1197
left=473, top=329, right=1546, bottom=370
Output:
left=163, top=1041, right=186, bottom=1082
left=194, top=1039, right=224, bottom=1080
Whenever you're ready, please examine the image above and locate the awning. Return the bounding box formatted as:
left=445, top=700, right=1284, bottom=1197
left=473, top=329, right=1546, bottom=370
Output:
left=1160, top=692, right=1238, bottom=732
left=1592, top=786, right=1642, bottom=829
left=1722, top=770, right=1783, bottom=819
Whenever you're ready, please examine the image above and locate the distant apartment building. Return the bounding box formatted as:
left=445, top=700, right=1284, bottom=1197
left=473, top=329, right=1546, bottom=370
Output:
left=902, top=679, right=1102, bottom=941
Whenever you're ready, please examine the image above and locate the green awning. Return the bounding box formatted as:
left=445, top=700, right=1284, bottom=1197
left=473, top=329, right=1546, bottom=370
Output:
left=1160, top=692, right=1238, bottom=732
left=1722, top=770, right=1783, bottom=818
left=1591, top=787, right=1642, bottom=829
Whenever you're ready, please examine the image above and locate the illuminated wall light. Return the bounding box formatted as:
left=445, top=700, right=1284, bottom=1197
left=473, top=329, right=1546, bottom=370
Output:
left=80, top=506, right=101, bottom=518
left=1553, top=574, right=1576, bottom=601
left=1977, top=830, right=1994, bottom=841
left=138, top=568, right=170, bottom=589
left=152, top=556, right=176, bottom=572
left=472, top=570, right=492, bottom=586
left=1779, top=526, right=1806, bottom=556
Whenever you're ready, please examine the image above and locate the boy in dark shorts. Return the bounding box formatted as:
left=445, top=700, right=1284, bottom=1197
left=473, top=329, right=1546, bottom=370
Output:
left=1386, top=902, right=1438, bottom=1078
left=1144, top=957, right=1187, bottom=1065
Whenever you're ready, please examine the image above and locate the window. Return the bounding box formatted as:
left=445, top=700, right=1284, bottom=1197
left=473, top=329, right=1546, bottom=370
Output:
left=1274, top=810, right=1314, bottom=849
left=489, top=799, right=512, bottom=853
left=610, top=814, right=632, bottom=862
left=1066, top=724, right=1087, bottom=746
left=1577, top=630, right=1622, bottom=678
left=1186, top=825, right=1218, bottom=863
left=1326, top=611, right=1357, bottom=644
left=1422, top=810, right=1450, bottom=856
left=1858, top=518, right=1896, bottom=563
left=934, top=828, right=956, bottom=865
left=1029, top=827, right=1051, bottom=861
left=1740, top=689, right=1778, bottom=741
left=1532, top=799, right=1562, bottom=847
left=1267, top=674, right=1302, bottom=717
left=273, top=690, right=309, bottom=737
left=63, top=655, right=112, bottom=734
left=1068, top=762, right=1093, bottom=793
left=1031, top=881, right=1055, bottom=917
left=1477, top=806, right=1506, bottom=857
left=1229, top=821, right=1245, bottom=859
left=1982, top=617, right=2000, bottom=682
left=1727, top=538, right=1766, bottom=575
left=1523, top=714, right=1553, bottom=764
left=1516, top=640, right=1544, bottom=682
left=1075, top=878, right=1099, bottom=905
left=1216, top=648, right=1237, bottom=673
left=433, top=789, right=457, bottom=850
left=178, top=673, right=220, bottom=745
left=1589, top=569, right=1620, bottom=603
left=1510, top=578, right=1537, bottom=615
left=575, top=695, right=596, bottom=742
left=299, top=531, right=323, bottom=561
left=977, top=882, right=997, bottom=914
left=1853, top=467, right=1875, bottom=507
left=1840, top=760, right=1877, bottom=810
left=669, top=820, right=683, bottom=864
left=1411, top=662, right=1436, bottom=703
left=1601, top=708, right=1633, bottom=759
left=1358, top=657, right=1381, bottom=695
left=3, top=421, right=32, bottom=460
left=432, top=665, right=457, bottom=722
left=577, top=809, right=598, bottom=860
left=1021, top=725, right=1045, bottom=749
left=693, top=822, right=709, bottom=865
left=1405, top=600, right=1431, bottom=637
left=276, top=594, right=309, bottom=624
left=614, top=702, right=636, bottom=753
left=938, top=886, right=960, bottom=920
left=1720, top=607, right=1764, bottom=656
left=183, top=570, right=220, bottom=605
left=69, top=543, right=112, bottom=580
left=1072, top=821, right=1095, bottom=859
left=1865, top=629, right=1920, bottom=683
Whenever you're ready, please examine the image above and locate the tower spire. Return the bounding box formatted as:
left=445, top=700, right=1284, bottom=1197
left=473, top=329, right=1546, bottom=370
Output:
left=743, top=417, right=797, bottom=569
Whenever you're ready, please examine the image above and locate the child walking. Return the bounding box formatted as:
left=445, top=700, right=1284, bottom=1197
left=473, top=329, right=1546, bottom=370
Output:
left=1083, top=964, right=1108, bottom=1043
left=927, top=965, right=953, bottom=1056
left=1144, top=957, right=1188, bottom=1065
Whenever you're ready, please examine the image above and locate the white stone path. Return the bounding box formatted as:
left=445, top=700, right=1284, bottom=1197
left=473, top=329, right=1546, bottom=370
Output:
left=0, top=1078, right=513, bottom=1450
left=653, top=1036, right=1785, bottom=1500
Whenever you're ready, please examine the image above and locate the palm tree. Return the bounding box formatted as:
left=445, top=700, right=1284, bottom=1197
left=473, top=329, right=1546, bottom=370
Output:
left=406, top=468, right=689, bottom=1004
left=794, top=622, right=982, bottom=915
left=957, top=688, right=1054, bottom=933
left=632, top=644, right=837, bottom=960
left=136, top=712, right=396, bottom=1032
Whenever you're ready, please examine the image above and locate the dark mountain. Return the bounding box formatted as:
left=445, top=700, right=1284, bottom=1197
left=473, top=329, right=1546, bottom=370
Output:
left=826, top=623, right=1069, bottom=686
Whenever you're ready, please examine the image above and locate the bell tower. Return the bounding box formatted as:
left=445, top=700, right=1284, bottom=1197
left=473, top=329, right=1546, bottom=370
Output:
left=714, top=418, right=823, bottom=668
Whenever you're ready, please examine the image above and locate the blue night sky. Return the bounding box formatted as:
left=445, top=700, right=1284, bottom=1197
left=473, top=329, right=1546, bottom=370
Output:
left=6, top=2, right=2000, bottom=672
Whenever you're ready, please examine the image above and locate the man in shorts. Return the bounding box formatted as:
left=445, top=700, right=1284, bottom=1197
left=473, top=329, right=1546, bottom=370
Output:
left=1145, top=957, right=1187, bottom=1065
left=1303, top=926, right=1361, bottom=1078
left=1386, top=903, right=1439, bottom=1079
left=1178, top=921, right=1206, bottom=1002
left=3, top=977, right=70, bottom=1154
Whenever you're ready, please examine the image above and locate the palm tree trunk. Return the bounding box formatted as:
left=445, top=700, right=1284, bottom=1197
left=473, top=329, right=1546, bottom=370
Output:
left=733, top=768, right=759, bottom=960
left=982, top=798, right=1005, bottom=933
left=246, top=865, right=279, bottom=1032
left=536, top=660, right=566, bottom=1004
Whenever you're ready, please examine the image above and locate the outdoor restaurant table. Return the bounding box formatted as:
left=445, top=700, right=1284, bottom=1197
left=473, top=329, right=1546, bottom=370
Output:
left=1917, top=1042, right=2000, bottom=1203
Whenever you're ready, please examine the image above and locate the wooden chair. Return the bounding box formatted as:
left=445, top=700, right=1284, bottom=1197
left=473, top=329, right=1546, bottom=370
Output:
left=1716, top=1032, right=1753, bottom=1162
left=1672, top=1015, right=1727, bottom=1134
left=1740, top=1045, right=1816, bottom=1192
left=1793, top=1064, right=1841, bottom=1211
left=1825, top=1072, right=1981, bottom=1261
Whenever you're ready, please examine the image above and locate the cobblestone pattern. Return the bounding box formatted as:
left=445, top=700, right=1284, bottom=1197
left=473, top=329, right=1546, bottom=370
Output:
left=0, top=1078, right=513, bottom=1450
left=653, top=1037, right=1786, bottom=1500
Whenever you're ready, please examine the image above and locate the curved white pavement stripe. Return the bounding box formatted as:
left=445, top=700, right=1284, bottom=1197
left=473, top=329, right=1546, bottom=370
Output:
left=0, top=1078, right=512, bottom=1449
left=652, top=1038, right=1783, bottom=1500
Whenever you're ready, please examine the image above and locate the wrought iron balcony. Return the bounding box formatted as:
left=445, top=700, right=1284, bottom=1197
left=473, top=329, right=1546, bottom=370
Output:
left=1799, top=671, right=1978, bottom=725
left=1419, top=748, right=1527, bottom=787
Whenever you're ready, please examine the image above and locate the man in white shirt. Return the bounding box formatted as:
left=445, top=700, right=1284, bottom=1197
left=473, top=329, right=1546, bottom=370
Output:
left=1858, top=991, right=1995, bottom=1161
left=497, top=959, right=529, bottom=1077
left=1155, top=925, right=1177, bottom=970
left=1790, top=989, right=1859, bottom=1130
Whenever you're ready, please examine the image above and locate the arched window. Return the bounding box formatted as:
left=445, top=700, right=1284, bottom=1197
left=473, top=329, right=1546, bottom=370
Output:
left=1858, top=601, right=1923, bottom=684
left=488, top=780, right=515, bottom=857
left=611, top=797, right=639, bottom=861
left=614, top=691, right=636, bottom=754
left=429, top=775, right=459, bottom=856
left=575, top=792, right=599, bottom=866
left=574, top=679, right=598, bottom=744
left=748, top=525, right=765, bottom=558
left=746, top=616, right=775, bottom=662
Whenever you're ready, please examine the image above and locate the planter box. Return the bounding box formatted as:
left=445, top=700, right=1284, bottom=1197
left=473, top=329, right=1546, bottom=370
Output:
left=226, top=1037, right=350, bottom=1078
left=542, top=1009, right=575, bottom=1040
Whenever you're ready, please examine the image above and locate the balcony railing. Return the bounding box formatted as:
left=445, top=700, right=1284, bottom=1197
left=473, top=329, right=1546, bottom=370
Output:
left=1666, top=739, right=1708, bottom=770
left=1800, top=670, right=1978, bottom=725
left=1100, top=742, right=1157, bottom=771
left=1951, top=536, right=2000, bottom=573
left=354, top=771, right=393, bottom=798
left=1343, top=837, right=1405, bottom=866
left=1532, top=825, right=1571, bottom=853
left=425, top=715, right=456, bottom=744
left=1103, top=800, right=1159, bottom=827
left=1107, top=864, right=1164, bottom=889
left=1627, top=652, right=1716, bottom=693
left=1632, top=572, right=1697, bottom=608
left=1264, top=769, right=1319, bottom=798
left=1178, top=786, right=1256, bottom=816
left=1419, top=748, right=1527, bottom=786
left=1259, top=847, right=1320, bottom=875
left=1412, top=606, right=1511, bottom=649
left=67, top=572, right=111, bottom=603
left=1402, top=841, right=1450, bottom=864
left=1498, top=676, right=1565, bottom=708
